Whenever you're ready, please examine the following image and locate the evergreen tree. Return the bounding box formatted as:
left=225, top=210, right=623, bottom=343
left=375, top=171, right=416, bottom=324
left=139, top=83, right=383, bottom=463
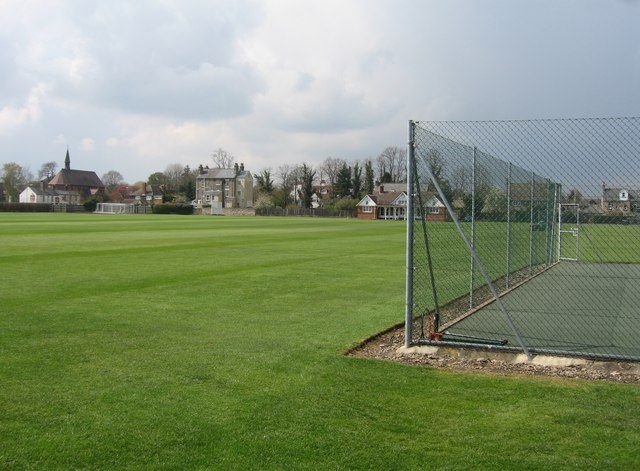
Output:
left=335, top=163, right=352, bottom=198
left=364, top=160, right=374, bottom=195
left=256, top=169, right=274, bottom=194
left=351, top=162, right=362, bottom=199
left=300, top=163, right=316, bottom=208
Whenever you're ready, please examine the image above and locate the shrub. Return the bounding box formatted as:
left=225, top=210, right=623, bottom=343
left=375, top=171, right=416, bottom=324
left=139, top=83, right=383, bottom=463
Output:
left=83, top=198, right=99, bottom=212
left=334, top=198, right=358, bottom=211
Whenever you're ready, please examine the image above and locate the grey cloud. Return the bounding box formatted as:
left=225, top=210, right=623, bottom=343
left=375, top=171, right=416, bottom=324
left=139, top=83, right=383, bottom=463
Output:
left=102, top=62, right=264, bottom=119
left=280, top=90, right=399, bottom=134
left=294, top=73, right=315, bottom=92
left=50, top=0, right=266, bottom=119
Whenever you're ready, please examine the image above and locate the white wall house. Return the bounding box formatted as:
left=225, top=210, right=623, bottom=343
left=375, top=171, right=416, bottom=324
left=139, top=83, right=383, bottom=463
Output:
left=19, top=182, right=81, bottom=204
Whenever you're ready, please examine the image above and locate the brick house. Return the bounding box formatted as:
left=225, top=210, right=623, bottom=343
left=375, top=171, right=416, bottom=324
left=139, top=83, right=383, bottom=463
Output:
left=423, top=195, right=446, bottom=222
left=356, top=183, right=446, bottom=221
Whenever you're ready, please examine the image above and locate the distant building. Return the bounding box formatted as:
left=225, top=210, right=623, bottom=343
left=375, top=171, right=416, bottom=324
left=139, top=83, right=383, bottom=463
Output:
left=19, top=180, right=60, bottom=204
left=195, top=163, right=253, bottom=208
left=356, top=183, right=446, bottom=221
left=601, top=182, right=639, bottom=213
left=130, top=184, right=165, bottom=205
left=46, top=149, right=105, bottom=203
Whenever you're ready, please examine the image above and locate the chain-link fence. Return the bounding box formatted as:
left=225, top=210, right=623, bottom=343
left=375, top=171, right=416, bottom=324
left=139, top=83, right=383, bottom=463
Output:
left=406, top=118, right=640, bottom=361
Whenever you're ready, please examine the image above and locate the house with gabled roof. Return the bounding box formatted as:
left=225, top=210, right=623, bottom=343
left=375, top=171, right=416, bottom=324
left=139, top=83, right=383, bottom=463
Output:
left=423, top=194, right=446, bottom=222
left=130, top=184, right=165, bottom=205
left=19, top=180, right=60, bottom=204
left=601, top=182, right=639, bottom=213
left=359, top=191, right=408, bottom=220
left=195, top=163, right=253, bottom=208
left=356, top=184, right=447, bottom=221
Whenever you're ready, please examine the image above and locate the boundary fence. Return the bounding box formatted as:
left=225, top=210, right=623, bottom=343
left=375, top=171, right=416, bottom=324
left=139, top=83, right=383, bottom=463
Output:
left=256, top=208, right=356, bottom=218
left=406, top=118, right=640, bottom=361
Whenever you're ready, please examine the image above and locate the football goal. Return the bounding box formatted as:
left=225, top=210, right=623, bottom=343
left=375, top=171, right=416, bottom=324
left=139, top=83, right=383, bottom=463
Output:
left=95, top=203, right=128, bottom=214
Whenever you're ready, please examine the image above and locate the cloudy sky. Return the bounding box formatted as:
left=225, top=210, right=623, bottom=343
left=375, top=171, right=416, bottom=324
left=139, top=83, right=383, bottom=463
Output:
left=1, top=0, right=639, bottom=184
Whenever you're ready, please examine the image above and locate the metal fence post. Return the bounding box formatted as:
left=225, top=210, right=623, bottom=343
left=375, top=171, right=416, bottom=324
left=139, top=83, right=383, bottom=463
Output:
left=405, top=121, right=415, bottom=348
left=545, top=179, right=551, bottom=265
left=529, top=171, right=534, bottom=275
left=469, top=147, right=477, bottom=308
left=506, top=162, right=512, bottom=288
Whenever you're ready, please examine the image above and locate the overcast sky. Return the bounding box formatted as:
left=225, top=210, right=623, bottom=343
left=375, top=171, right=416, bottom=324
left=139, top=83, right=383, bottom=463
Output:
left=1, top=0, right=639, bottom=184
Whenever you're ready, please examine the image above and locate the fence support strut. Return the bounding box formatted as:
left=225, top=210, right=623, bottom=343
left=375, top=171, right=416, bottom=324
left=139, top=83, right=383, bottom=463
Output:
left=418, top=145, right=533, bottom=360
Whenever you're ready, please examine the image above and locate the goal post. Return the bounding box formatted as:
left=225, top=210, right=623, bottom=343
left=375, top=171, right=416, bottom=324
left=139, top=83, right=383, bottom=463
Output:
left=558, top=203, right=579, bottom=261
left=95, top=203, right=128, bottom=214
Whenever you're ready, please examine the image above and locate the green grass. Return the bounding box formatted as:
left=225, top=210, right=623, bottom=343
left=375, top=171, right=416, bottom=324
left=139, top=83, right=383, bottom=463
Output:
left=1, top=213, right=639, bottom=470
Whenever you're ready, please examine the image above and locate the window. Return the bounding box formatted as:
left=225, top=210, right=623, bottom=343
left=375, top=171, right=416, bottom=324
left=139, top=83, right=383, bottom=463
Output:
left=428, top=206, right=440, bottom=214
left=363, top=205, right=372, bottom=213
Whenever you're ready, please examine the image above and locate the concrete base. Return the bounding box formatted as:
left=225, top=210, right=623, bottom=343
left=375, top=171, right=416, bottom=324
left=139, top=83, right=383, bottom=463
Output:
left=397, top=345, right=640, bottom=374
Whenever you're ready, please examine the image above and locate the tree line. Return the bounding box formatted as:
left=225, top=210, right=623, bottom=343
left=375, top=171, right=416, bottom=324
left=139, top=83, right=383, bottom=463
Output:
left=1, top=145, right=407, bottom=208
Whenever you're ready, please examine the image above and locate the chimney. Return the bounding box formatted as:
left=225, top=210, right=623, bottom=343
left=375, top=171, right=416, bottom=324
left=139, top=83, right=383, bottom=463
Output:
left=240, top=163, right=244, bottom=172
left=234, top=162, right=239, bottom=174
left=379, top=184, right=384, bottom=194
left=41, top=180, right=46, bottom=191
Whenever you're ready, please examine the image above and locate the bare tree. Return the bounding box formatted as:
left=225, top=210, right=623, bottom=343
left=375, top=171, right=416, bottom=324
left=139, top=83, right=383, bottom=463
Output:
left=164, top=163, right=184, bottom=193
left=393, top=148, right=407, bottom=182
left=277, top=164, right=293, bottom=190
left=211, top=148, right=235, bottom=168
left=101, top=170, right=124, bottom=192
left=424, top=149, right=447, bottom=191
left=38, top=161, right=58, bottom=180
left=378, top=146, right=406, bottom=182
left=450, top=164, right=473, bottom=195
left=320, top=157, right=346, bottom=187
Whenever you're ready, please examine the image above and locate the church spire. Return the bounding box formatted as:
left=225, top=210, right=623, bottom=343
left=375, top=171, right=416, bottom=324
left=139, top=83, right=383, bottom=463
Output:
left=65, top=147, right=70, bottom=171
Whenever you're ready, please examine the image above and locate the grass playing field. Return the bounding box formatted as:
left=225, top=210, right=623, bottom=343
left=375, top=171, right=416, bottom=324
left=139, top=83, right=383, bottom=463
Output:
left=1, top=213, right=639, bottom=469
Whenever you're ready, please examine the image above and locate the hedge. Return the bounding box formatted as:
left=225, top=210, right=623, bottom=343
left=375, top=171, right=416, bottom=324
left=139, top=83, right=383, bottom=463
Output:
left=152, top=203, right=194, bottom=215
left=0, top=203, right=52, bottom=212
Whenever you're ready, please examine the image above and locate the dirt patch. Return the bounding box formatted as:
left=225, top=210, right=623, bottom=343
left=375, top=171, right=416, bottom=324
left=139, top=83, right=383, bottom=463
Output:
left=348, top=323, right=640, bottom=385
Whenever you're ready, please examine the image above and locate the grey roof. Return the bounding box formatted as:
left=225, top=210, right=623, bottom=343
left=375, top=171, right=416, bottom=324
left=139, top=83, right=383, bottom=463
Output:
left=49, top=168, right=105, bottom=189
left=375, top=183, right=406, bottom=193
left=602, top=188, right=640, bottom=201
left=197, top=168, right=251, bottom=179
left=28, top=186, right=59, bottom=196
